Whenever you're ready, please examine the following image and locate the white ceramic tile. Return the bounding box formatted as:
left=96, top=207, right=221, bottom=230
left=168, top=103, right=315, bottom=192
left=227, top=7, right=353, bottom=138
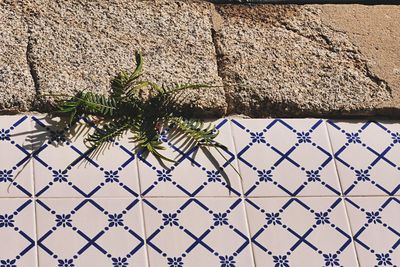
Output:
left=142, top=197, right=254, bottom=266
left=137, top=119, right=242, bottom=197
left=31, top=115, right=140, bottom=197
left=36, top=198, right=147, bottom=266
left=345, top=197, right=399, bottom=267
left=327, top=121, right=400, bottom=196
left=231, top=119, right=341, bottom=197
left=245, top=197, right=358, bottom=267
left=0, top=115, right=33, bottom=197
left=0, top=198, right=37, bottom=266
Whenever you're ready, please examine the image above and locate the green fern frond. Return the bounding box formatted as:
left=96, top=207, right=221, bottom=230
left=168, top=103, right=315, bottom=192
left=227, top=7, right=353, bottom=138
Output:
left=50, top=51, right=239, bottom=191
left=58, top=92, right=117, bottom=118
left=81, top=92, right=117, bottom=115
left=111, top=52, right=144, bottom=98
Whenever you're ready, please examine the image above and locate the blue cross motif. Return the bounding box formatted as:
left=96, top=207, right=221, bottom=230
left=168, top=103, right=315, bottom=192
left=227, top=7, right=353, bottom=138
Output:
left=355, top=169, right=370, bottom=182
left=366, top=211, right=382, bottom=224
left=297, top=132, right=311, bottom=143
left=257, top=169, right=272, bottom=182
left=306, top=170, right=321, bottom=182
left=0, top=170, right=12, bottom=183
left=273, top=255, right=289, bottom=267
left=250, top=132, right=266, bottom=143
left=219, top=255, right=236, bottom=267
left=52, top=169, right=68, bottom=183
left=0, top=259, right=16, bottom=267
left=108, top=214, right=124, bottom=227
left=0, top=214, right=14, bottom=228
left=0, top=129, right=10, bottom=141
left=112, top=257, right=128, bottom=267
left=163, top=213, right=179, bottom=226
left=391, top=132, right=400, bottom=143
left=167, top=257, right=183, bottom=267
left=157, top=169, right=172, bottom=182
left=55, top=214, right=72, bottom=228
left=104, top=170, right=120, bottom=183
left=265, top=213, right=282, bottom=225
left=57, top=259, right=74, bottom=267
left=346, top=132, right=361, bottom=144
left=323, top=253, right=340, bottom=266
left=207, top=170, right=222, bottom=182
left=213, top=213, right=229, bottom=226
left=376, top=253, right=393, bottom=266
left=315, top=212, right=330, bottom=225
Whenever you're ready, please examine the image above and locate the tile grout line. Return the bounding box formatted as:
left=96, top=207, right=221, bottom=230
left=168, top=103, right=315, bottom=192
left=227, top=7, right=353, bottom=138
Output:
left=135, top=152, right=151, bottom=267
left=14, top=195, right=398, bottom=200
left=228, top=119, right=257, bottom=267
left=29, top=116, right=40, bottom=267
left=1, top=193, right=398, bottom=200
left=323, top=119, right=361, bottom=267
left=323, top=120, right=346, bottom=196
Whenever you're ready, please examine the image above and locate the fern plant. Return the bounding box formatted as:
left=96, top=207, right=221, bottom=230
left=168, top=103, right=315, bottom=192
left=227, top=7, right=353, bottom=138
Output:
left=51, top=52, right=238, bottom=188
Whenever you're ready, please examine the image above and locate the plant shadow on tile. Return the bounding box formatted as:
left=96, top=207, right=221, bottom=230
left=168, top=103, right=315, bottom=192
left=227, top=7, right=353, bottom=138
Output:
left=0, top=115, right=34, bottom=197
left=136, top=119, right=242, bottom=197
left=30, top=115, right=141, bottom=198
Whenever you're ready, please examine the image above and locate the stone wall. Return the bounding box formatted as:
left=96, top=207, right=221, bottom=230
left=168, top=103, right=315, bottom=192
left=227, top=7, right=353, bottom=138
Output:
left=0, top=0, right=399, bottom=118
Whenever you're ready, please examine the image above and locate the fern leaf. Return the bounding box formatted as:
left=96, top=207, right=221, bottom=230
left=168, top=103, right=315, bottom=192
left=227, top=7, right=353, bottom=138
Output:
left=79, top=92, right=117, bottom=116
left=111, top=52, right=144, bottom=98
left=130, top=52, right=143, bottom=81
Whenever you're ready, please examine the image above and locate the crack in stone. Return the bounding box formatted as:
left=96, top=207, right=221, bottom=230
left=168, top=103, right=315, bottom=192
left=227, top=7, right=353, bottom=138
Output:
left=210, top=5, right=230, bottom=115
left=364, top=64, right=393, bottom=97
left=26, top=35, right=40, bottom=96
left=278, top=19, right=392, bottom=98
left=278, top=21, right=337, bottom=53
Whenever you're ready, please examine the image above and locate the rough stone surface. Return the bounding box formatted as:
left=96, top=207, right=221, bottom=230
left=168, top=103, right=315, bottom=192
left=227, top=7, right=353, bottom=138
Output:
left=0, top=1, right=399, bottom=118
left=213, top=4, right=394, bottom=117
left=0, top=4, right=35, bottom=112
left=24, top=0, right=226, bottom=116
left=319, top=4, right=400, bottom=113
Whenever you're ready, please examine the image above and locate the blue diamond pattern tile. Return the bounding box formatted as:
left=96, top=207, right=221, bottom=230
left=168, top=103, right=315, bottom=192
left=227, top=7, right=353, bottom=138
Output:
left=1, top=115, right=400, bottom=267
left=0, top=116, right=33, bottom=197
left=327, top=121, right=400, bottom=196
left=31, top=116, right=140, bottom=198
left=345, top=197, right=399, bottom=267
left=137, top=119, right=243, bottom=197
left=35, top=198, right=147, bottom=266
left=246, top=197, right=358, bottom=266
left=0, top=199, right=37, bottom=266
left=231, top=119, right=341, bottom=197
left=142, top=198, right=254, bottom=266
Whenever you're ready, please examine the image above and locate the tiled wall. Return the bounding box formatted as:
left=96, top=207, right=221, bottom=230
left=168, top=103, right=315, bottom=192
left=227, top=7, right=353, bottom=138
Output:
left=0, top=115, right=398, bottom=266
